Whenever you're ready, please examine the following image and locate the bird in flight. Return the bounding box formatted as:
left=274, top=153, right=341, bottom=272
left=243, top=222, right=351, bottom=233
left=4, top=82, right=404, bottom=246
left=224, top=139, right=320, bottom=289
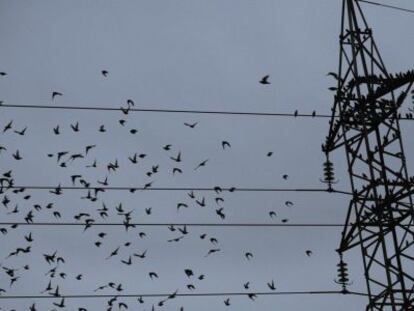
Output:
left=285, top=201, right=294, bottom=207
left=245, top=252, right=254, bottom=260
left=259, top=75, right=270, bottom=85
left=224, top=298, right=231, bottom=306
left=327, top=71, right=342, bottom=81
left=170, top=152, right=182, bottom=163
left=3, top=120, right=13, bottom=133
left=221, top=141, right=231, bottom=150
left=14, top=126, right=27, bottom=136
left=267, top=279, right=276, bottom=290
left=194, top=159, right=209, bottom=170
left=70, top=122, right=80, bottom=132
left=52, top=91, right=63, bottom=100
left=184, top=122, right=198, bottom=128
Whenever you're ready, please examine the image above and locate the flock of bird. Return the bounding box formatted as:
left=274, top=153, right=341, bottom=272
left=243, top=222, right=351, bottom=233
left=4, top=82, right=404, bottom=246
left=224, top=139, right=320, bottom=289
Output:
left=0, top=71, right=316, bottom=311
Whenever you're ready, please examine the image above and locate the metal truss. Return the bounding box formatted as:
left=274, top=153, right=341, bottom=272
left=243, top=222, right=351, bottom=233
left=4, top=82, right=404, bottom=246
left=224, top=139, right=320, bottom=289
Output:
left=323, top=0, right=414, bottom=309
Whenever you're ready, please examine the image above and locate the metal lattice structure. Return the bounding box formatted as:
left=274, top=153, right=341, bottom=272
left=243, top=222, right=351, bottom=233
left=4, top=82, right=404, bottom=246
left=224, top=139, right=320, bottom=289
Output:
left=323, top=0, right=414, bottom=309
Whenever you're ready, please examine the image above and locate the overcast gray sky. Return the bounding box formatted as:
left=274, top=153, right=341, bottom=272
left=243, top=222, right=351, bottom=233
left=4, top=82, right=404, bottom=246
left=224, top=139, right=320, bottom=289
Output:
left=0, top=0, right=414, bottom=310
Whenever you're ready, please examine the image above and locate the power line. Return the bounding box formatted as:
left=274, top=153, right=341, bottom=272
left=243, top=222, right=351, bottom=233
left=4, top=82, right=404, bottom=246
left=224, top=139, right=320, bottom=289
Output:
left=1, top=222, right=412, bottom=228
left=2, top=221, right=412, bottom=228
left=0, top=103, right=330, bottom=118
left=3, top=185, right=352, bottom=195
left=2, top=103, right=414, bottom=121
left=358, top=0, right=414, bottom=14
left=0, top=222, right=347, bottom=228
left=0, top=290, right=368, bottom=300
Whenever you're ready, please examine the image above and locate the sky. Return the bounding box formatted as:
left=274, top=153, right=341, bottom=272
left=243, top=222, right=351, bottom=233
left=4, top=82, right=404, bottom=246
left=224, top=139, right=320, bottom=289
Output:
left=0, top=0, right=414, bottom=310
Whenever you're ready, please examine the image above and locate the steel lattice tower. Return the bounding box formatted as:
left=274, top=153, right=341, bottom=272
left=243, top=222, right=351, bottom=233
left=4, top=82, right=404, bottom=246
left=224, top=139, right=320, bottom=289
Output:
left=323, top=0, right=414, bottom=309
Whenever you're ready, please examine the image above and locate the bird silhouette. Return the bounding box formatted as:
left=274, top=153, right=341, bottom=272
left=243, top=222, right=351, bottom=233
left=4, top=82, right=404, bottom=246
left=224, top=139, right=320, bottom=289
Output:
left=85, top=144, right=96, bottom=155
left=53, top=125, right=60, bottom=135
left=70, top=122, right=80, bottom=132
left=248, top=293, right=257, bottom=301
left=52, top=91, right=63, bottom=100
left=184, top=269, right=194, bottom=278
left=173, top=167, right=183, bottom=175
left=98, top=124, right=106, bottom=132
left=52, top=298, right=65, bottom=308
left=205, top=248, right=221, bottom=257
left=121, top=256, right=132, bottom=265
left=14, top=126, right=27, bottom=136
left=267, top=279, right=276, bottom=290
left=222, top=141, right=231, bottom=149
left=133, top=249, right=147, bottom=259
left=184, top=122, right=198, bottom=128
left=3, top=120, right=13, bottom=133
left=259, top=75, right=270, bottom=85
left=149, top=272, right=159, bottom=280
left=106, top=247, right=120, bottom=260
left=216, top=208, right=225, bottom=219
left=24, top=232, right=33, bottom=242
left=177, top=203, right=188, bottom=211
left=327, top=71, right=340, bottom=80
left=12, top=150, right=22, bottom=160
left=194, top=159, right=209, bottom=170
left=196, top=197, right=205, bottom=207
left=170, top=152, right=182, bottom=162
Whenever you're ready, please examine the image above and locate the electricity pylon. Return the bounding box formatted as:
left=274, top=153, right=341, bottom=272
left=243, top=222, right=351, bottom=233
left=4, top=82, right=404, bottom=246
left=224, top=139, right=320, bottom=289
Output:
left=323, top=0, right=414, bottom=309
